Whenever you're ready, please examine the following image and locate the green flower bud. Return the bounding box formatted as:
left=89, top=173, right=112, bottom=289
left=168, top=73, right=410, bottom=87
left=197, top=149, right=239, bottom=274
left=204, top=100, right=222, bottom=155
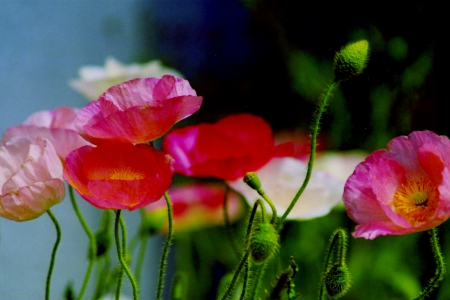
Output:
left=249, top=223, right=279, bottom=264
left=244, top=172, right=262, bottom=191
left=333, top=40, right=369, bottom=82
left=324, top=263, right=351, bottom=298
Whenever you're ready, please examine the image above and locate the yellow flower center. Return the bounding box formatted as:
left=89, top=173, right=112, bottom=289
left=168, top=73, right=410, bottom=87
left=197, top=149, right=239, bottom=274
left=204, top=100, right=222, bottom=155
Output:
left=392, top=177, right=439, bottom=226
left=108, top=167, right=145, bottom=180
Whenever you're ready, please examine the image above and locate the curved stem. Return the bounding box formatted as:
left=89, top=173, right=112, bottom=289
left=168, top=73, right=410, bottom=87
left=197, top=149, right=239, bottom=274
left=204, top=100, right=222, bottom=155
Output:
left=413, top=228, right=446, bottom=300
left=45, top=209, right=61, bottom=300
left=156, top=192, right=174, bottom=300
left=219, top=250, right=251, bottom=300
left=114, top=210, right=140, bottom=300
left=256, top=189, right=277, bottom=224
left=69, top=186, right=97, bottom=300
left=279, top=81, right=337, bottom=227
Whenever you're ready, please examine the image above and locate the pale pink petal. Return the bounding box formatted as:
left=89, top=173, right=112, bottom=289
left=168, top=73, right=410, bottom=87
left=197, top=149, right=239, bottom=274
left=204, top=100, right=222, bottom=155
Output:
left=1, top=137, right=65, bottom=221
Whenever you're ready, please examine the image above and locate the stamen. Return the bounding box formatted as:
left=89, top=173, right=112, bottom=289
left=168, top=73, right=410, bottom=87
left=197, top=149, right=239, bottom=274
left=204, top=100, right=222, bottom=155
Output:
left=392, top=177, right=438, bottom=225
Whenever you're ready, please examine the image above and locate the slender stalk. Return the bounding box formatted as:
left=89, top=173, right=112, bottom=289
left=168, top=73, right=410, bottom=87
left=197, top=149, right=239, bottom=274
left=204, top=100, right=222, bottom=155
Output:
left=223, top=185, right=241, bottom=261
left=68, top=186, right=97, bottom=300
left=45, top=209, right=61, bottom=300
left=114, top=210, right=140, bottom=300
left=413, top=228, right=445, bottom=300
left=135, top=230, right=148, bottom=285
left=256, top=189, right=277, bottom=224
left=239, top=261, right=250, bottom=300
left=279, top=81, right=337, bottom=226
left=219, top=250, right=251, bottom=300
left=156, top=192, right=174, bottom=300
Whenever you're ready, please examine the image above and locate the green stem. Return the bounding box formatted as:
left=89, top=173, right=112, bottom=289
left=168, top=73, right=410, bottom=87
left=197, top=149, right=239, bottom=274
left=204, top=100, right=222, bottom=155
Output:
left=45, top=209, right=61, bottom=300
left=114, top=210, right=140, bottom=300
left=68, top=186, right=97, bottom=300
left=219, top=250, right=251, bottom=300
left=223, top=185, right=241, bottom=261
left=279, top=81, right=337, bottom=227
left=249, top=262, right=266, bottom=299
left=156, top=192, right=174, bottom=300
left=413, top=228, right=445, bottom=300
left=256, top=189, right=277, bottom=224
left=239, top=260, right=250, bottom=300
left=135, top=231, right=148, bottom=286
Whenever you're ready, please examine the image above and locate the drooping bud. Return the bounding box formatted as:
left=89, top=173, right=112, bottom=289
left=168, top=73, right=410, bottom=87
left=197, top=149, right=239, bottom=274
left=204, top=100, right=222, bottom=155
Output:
left=243, top=172, right=262, bottom=192
left=324, top=263, right=351, bottom=298
left=249, top=223, right=280, bottom=264
left=333, top=40, right=369, bottom=82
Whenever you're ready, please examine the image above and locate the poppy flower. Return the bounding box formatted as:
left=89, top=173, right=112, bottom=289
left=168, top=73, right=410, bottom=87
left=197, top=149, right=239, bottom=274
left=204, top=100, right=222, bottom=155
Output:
left=0, top=137, right=65, bottom=221
left=144, top=182, right=243, bottom=233
left=69, top=56, right=183, bottom=100
left=2, top=106, right=92, bottom=160
left=343, top=130, right=450, bottom=239
left=162, top=114, right=294, bottom=181
left=75, top=75, right=202, bottom=144
left=228, top=157, right=344, bottom=219
left=64, top=142, right=174, bottom=210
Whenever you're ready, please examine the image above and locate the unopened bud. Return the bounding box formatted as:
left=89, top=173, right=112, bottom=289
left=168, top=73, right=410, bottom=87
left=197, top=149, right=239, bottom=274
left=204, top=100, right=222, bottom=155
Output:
left=333, top=40, right=369, bottom=82
left=249, top=223, right=279, bottom=264
left=324, top=263, right=351, bottom=298
left=244, top=172, right=262, bottom=191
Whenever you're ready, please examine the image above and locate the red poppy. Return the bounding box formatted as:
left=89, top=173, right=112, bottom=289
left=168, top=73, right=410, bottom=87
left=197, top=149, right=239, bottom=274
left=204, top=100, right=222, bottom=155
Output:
left=162, top=114, right=293, bottom=180
left=64, top=142, right=174, bottom=210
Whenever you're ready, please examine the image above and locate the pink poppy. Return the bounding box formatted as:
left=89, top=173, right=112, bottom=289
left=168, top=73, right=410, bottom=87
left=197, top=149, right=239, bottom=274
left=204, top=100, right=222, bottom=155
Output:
left=64, top=142, right=174, bottom=210
left=0, top=137, right=65, bottom=221
left=2, top=106, right=92, bottom=160
left=162, top=114, right=294, bottom=181
left=144, top=183, right=243, bottom=232
left=75, top=75, right=203, bottom=144
left=343, top=131, right=450, bottom=239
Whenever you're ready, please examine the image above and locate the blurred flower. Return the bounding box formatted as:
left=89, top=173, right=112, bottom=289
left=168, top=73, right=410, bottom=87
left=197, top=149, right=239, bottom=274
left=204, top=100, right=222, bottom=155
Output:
left=228, top=157, right=344, bottom=219
left=0, top=137, right=65, bottom=221
left=274, top=129, right=328, bottom=160
left=64, top=142, right=174, bottom=210
left=75, top=75, right=203, bottom=145
left=144, top=183, right=243, bottom=233
left=162, top=114, right=294, bottom=181
left=315, top=151, right=367, bottom=182
left=343, top=131, right=450, bottom=239
left=2, top=106, right=92, bottom=160
left=69, top=56, right=184, bottom=100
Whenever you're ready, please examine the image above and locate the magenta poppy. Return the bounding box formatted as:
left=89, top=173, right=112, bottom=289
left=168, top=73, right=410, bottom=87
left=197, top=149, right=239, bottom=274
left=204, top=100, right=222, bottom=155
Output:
left=343, top=131, right=450, bottom=239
